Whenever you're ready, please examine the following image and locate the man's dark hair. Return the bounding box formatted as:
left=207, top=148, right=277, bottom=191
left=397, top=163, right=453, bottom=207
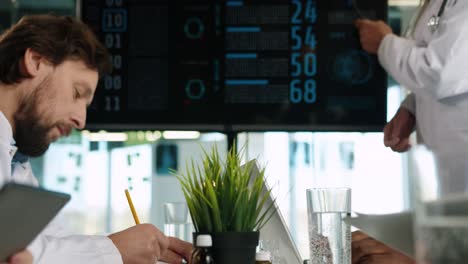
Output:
left=0, top=14, right=111, bottom=84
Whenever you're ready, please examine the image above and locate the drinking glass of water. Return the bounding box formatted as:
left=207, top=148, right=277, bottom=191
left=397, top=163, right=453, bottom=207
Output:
left=164, top=202, right=192, bottom=242
left=410, top=145, right=468, bottom=263
left=306, top=188, right=351, bottom=264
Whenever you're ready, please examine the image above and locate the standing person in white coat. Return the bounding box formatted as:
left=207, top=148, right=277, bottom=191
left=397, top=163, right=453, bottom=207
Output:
left=352, top=0, right=468, bottom=263
left=0, top=14, right=192, bottom=264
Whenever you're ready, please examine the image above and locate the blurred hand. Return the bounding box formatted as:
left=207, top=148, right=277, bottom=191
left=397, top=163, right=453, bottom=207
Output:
left=355, top=19, right=393, bottom=54
left=0, top=250, right=33, bottom=264
left=352, top=231, right=414, bottom=264
left=109, top=224, right=169, bottom=264
left=383, top=107, right=416, bottom=152
left=160, top=237, right=193, bottom=264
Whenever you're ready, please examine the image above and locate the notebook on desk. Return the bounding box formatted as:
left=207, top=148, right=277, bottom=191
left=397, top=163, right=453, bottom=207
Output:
left=345, top=194, right=468, bottom=258
left=345, top=211, right=414, bottom=257
left=247, top=159, right=303, bottom=264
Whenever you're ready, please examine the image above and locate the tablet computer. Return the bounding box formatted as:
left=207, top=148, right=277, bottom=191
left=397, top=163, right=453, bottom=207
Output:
left=0, top=183, right=71, bottom=261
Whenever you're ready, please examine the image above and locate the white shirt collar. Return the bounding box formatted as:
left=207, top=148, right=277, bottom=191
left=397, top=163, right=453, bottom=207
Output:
left=0, top=111, right=17, bottom=155
left=0, top=111, right=15, bottom=145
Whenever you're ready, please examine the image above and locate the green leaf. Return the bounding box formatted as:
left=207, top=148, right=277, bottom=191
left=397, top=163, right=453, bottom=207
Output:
left=174, top=141, right=276, bottom=232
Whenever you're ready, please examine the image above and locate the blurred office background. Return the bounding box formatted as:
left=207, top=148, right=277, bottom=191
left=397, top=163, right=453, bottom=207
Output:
left=0, top=0, right=421, bottom=259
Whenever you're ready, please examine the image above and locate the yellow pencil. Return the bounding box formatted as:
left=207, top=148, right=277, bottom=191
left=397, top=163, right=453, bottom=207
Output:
left=125, top=189, right=140, bottom=224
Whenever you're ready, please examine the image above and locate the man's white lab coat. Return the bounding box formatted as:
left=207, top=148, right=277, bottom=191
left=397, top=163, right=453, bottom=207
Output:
left=378, top=0, right=468, bottom=192
left=0, top=112, right=123, bottom=264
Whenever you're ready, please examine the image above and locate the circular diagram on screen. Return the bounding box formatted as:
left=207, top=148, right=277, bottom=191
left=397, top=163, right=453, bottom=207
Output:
left=328, top=50, right=374, bottom=85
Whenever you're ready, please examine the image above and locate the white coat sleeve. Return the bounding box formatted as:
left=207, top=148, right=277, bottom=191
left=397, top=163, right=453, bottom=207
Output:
left=14, top=163, right=123, bottom=264
left=27, top=223, right=123, bottom=264
left=377, top=2, right=468, bottom=100
left=400, top=93, right=416, bottom=114
left=23, top=198, right=123, bottom=263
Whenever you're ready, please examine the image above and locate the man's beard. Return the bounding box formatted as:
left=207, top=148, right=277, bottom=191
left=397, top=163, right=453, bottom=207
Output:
left=14, top=75, right=57, bottom=157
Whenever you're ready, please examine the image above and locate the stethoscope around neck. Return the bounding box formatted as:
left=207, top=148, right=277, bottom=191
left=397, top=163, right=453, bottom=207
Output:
left=427, top=0, right=448, bottom=32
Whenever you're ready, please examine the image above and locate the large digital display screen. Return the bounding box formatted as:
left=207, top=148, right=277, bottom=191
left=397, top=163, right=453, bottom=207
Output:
left=80, top=0, right=387, bottom=131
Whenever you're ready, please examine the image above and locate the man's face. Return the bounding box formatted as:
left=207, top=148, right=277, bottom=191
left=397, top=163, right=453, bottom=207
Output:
left=14, top=60, right=98, bottom=157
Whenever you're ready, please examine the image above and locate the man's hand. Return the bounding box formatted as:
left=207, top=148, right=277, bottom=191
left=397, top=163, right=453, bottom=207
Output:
left=0, top=250, right=33, bottom=264
left=355, top=19, right=393, bottom=54
left=160, top=237, right=193, bottom=264
left=352, top=231, right=415, bottom=264
left=109, top=224, right=169, bottom=264
left=384, top=107, right=416, bottom=152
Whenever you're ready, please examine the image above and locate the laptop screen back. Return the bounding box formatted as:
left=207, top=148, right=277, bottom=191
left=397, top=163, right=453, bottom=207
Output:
left=246, top=160, right=303, bottom=264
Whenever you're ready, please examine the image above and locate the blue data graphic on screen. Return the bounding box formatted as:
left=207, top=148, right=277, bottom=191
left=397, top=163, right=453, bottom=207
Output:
left=81, top=0, right=387, bottom=131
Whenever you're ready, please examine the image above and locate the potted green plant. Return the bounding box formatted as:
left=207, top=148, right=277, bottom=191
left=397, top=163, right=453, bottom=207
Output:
left=171, top=144, right=275, bottom=264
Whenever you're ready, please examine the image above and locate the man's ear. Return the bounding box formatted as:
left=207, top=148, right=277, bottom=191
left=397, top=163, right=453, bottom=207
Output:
left=20, top=48, right=44, bottom=78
